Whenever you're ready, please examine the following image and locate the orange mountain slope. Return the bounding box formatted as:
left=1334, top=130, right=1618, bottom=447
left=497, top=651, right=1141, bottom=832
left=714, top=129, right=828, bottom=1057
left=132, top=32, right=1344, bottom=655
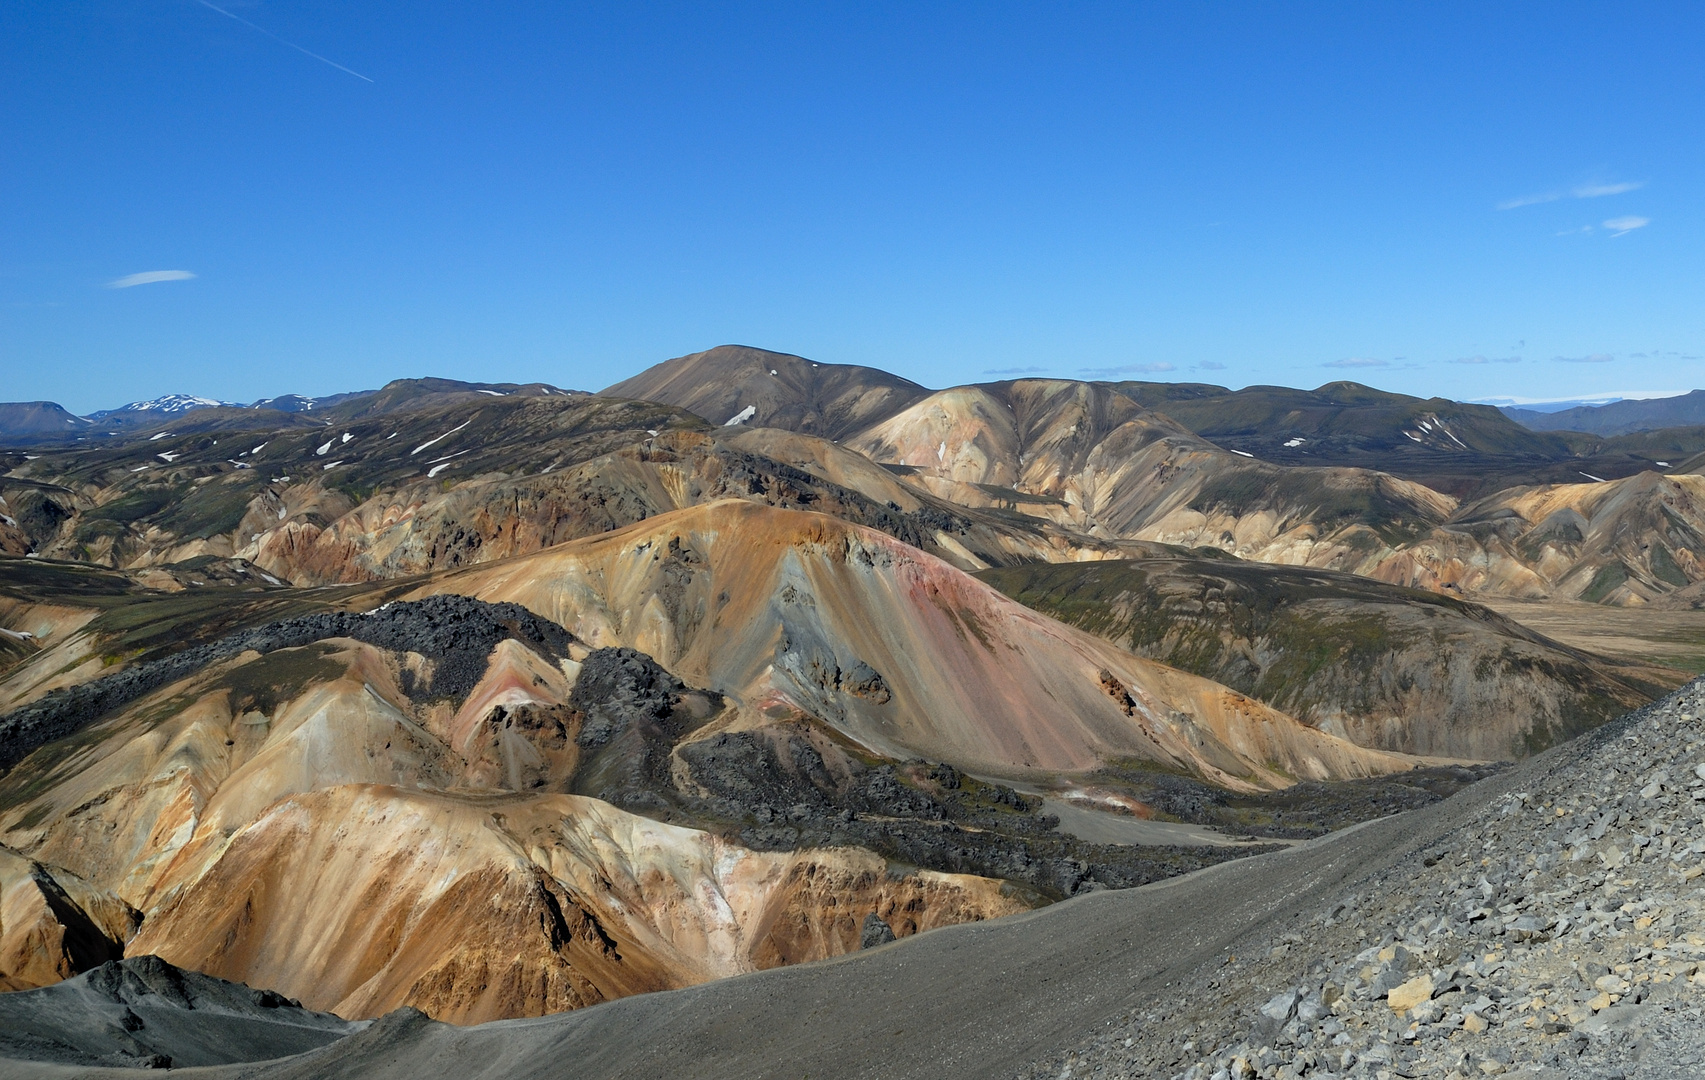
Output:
left=421, top=499, right=1436, bottom=789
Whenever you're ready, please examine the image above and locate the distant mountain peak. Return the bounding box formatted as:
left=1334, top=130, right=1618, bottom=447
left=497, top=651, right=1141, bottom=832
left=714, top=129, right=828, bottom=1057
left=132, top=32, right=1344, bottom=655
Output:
left=87, top=394, right=240, bottom=419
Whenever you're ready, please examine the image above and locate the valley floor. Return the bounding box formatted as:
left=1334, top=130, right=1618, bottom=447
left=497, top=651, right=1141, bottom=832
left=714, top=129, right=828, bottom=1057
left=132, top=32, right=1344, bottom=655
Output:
left=1483, top=599, right=1705, bottom=677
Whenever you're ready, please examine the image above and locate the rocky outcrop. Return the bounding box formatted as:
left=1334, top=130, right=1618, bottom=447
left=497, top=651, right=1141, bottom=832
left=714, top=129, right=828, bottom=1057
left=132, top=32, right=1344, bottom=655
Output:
left=860, top=913, right=897, bottom=949
left=0, top=847, right=138, bottom=991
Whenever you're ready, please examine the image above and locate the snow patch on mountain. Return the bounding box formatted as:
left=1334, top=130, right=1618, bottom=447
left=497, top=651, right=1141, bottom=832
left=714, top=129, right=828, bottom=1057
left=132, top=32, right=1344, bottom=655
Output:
left=88, top=394, right=238, bottom=419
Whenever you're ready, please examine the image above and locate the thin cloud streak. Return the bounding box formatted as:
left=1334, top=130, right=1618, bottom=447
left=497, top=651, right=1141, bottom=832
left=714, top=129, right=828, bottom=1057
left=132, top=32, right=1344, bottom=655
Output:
left=1554, top=354, right=1617, bottom=364
left=1322, top=357, right=1388, bottom=369
left=196, top=0, right=374, bottom=83
left=1497, top=179, right=1645, bottom=211
left=108, top=270, right=196, bottom=289
left=1604, top=215, right=1650, bottom=237
left=982, top=366, right=1049, bottom=375
left=1498, top=192, right=1561, bottom=210
left=1451, top=355, right=1522, bottom=365
left=1574, top=181, right=1644, bottom=198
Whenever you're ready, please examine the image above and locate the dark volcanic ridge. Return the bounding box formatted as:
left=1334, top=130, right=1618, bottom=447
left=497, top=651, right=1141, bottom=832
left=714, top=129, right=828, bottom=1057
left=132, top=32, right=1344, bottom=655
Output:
left=0, top=954, right=358, bottom=1069
left=0, top=594, right=578, bottom=773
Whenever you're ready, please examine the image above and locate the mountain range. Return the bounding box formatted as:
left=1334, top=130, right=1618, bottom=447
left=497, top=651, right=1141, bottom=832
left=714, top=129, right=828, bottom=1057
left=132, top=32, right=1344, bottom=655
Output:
left=1502, top=389, right=1705, bottom=436
left=1, top=343, right=1702, bottom=1067
left=0, top=383, right=574, bottom=446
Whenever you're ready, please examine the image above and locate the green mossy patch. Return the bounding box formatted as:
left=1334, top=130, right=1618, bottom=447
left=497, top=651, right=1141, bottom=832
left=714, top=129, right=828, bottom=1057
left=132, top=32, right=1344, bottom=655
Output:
left=1650, top=544, right=1689, bottom=588
left=214, top=644, right=349, bottom=716
left=1578, top=562, right=1629, bottom=603
left=154, top=480, right=263, bottom=540
left=81, top=485, right=187, bottom=525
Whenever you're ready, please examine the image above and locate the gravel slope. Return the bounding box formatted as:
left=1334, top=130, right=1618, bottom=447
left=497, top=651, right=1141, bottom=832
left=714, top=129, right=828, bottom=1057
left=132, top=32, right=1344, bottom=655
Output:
left=1030, top=677, right=1705, bottom=1080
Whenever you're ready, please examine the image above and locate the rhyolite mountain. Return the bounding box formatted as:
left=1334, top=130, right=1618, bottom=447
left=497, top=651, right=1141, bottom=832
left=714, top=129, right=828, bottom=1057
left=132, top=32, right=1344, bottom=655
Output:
left=603, top=344, right=931, bottom=440
left=0, top=541, right=1390, bottom=1019
left=6, top=680, right=1701, bottom=1080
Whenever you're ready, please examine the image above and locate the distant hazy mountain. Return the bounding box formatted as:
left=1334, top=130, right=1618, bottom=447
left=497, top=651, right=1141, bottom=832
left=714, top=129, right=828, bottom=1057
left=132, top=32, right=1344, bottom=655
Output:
left=0, top=402, right=90, bottom=441
left=1503, top=390, right=1705, bottom=435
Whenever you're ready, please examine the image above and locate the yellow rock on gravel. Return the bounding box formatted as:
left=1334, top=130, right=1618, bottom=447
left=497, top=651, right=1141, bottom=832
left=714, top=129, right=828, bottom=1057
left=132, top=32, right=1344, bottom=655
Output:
left=1387, top=974, right=1434, bottom=1013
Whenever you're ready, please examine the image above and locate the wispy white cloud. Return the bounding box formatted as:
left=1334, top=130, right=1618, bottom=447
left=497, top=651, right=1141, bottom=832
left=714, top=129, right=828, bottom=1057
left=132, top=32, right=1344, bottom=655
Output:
left=108, top=270, right=196, bottom=289
left=1194, top=361, right=1228, bottom=371
left=982, top=366, right=1049, bottom=375
left=1498, top=192, right=1562, bottom=210
left=1574, top=181, right=1644, bottom=198
left=1322, top=357, right=1388, bottom=369
left=1080, top=362, right=1176, bottom=377
left=1604, top=215, right=1650, bottom=237
left=1498, top=178, right=1644, bottom=211
left=1554, top=354, right=1617, bottom=364
left=1452, top=355, right=1523, bottom=365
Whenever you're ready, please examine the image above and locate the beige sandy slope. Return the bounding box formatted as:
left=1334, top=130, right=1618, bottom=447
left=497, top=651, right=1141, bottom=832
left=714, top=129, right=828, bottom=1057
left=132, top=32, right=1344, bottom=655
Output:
left=0, top=600, right=103, bottom=713
left=123, top=783, right=1018, bottom=1023
left=419, top=500, right=1431, bottom=789
left=845, top=380, right=1457, bottom=569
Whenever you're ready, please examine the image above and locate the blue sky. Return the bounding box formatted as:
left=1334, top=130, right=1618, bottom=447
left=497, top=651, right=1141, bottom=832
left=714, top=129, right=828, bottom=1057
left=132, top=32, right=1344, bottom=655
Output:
left=3, top=2, right=1701, bottom=413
